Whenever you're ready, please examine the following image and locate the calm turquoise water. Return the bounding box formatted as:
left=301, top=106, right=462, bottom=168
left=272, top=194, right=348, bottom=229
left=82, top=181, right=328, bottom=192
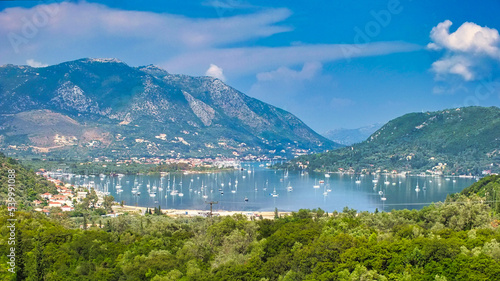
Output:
left=61, top=163, right=476, bottom=212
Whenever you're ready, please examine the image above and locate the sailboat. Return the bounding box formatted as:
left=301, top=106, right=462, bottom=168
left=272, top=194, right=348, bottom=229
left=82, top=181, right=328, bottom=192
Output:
left=415, top=182, right=421, bottom=192
left=271, top=186, right=279, bottom=197
left=313, top=179, right=320, bottom=189
left=131, top=178, right=139, bottom=194
left=170, top=176, right=178, bottom=196
left=178, top=180, right=184, bottom=197
left=202, top=181, right=208, bottom=199
left=287, top=182, right=293, bottom=192
left=115, top=176, right=122, bottom=190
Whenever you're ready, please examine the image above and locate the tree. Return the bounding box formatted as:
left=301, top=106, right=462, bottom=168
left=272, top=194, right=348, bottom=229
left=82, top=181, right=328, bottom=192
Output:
left=102, top=195, right=115, bottom=213
left=88, top=188, right=98, bottom=209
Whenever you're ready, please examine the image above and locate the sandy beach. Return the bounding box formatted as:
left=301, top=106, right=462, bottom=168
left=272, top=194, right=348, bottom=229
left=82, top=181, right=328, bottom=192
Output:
left=112, top=204, right=288, bottom=220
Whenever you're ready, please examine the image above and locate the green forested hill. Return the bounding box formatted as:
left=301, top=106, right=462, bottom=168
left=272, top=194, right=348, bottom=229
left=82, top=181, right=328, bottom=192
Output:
left=0, top=153, right=56, bottom=209
left=1, top=175, right=500, bottom=280
left=286, top=106, right=500, bottom=175
left=458, top=174, right=500, bottom=213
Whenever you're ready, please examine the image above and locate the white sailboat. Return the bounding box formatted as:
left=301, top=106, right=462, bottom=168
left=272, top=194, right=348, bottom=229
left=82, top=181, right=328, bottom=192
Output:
left=170, top=176, right=178, bottom=196
left=271, top=186, right=279, bottom=197
left=178, top=179, right=184, bottom=197
left=313, top=179, right=320, bottom=189
left=202, top=181, right=208, bottom=199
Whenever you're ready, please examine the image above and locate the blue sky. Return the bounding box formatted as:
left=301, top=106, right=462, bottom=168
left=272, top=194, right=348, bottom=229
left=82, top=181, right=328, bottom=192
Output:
left=1, top=0, right=500, bottom=133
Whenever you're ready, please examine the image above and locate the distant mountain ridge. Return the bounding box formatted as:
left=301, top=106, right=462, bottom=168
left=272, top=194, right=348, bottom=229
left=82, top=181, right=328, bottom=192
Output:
left=323, top=123, right=383, bottom=145
left=286, top=106, right=500, bottom=175
left=0, top=58, right=339, bottom=159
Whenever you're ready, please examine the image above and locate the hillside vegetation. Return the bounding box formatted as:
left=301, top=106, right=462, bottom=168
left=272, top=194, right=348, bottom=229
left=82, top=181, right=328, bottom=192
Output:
left=285, top=106, right=500, bottom=175
left=0, top=153, right=56, bottom=209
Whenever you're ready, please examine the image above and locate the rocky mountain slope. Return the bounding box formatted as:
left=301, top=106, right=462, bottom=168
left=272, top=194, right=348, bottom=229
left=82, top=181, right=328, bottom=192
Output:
left=0, top=58, right=339, bottom=159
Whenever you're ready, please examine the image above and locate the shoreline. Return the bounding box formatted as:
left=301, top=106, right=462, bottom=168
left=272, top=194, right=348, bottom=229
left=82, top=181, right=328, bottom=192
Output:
left=112, top=204, right=289, bottom=220
left=318, top=171, right=480, bottom=178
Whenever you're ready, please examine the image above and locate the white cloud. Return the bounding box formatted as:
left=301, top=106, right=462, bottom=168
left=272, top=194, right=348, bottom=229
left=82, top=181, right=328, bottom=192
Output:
left=205, top=64, right=226, bottom=81
left=163, top=42, right=420, bottom=77
left=431, top=55, right=474, bottom=81
left=26, top=59, right=47, bottom=68
left=256, top=62, right=321, bottom=82
left=428, top=20, right=500, bottom=81
left=0, top=2, right=291, bottom=63
left=428, top=20, right=500, bottom=56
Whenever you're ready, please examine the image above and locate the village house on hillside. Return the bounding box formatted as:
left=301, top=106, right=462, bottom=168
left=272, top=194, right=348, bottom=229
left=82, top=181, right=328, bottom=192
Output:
left=35, top=170, right=112, bottom=215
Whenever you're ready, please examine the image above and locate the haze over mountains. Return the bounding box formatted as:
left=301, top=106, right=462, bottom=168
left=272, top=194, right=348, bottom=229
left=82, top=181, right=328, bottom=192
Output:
left=322, top=123, right=383, bottom=146
left=287, top=106, right=500, bottom=175
left=0, top=58, right=338, bottom=159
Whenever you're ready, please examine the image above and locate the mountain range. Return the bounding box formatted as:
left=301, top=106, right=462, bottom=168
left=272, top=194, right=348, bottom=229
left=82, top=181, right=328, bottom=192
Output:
left=322, top=123, right=383, bottom=145
left=286, top=106, right=500, bottom=175
left=0, top=58, right=338, bottom=159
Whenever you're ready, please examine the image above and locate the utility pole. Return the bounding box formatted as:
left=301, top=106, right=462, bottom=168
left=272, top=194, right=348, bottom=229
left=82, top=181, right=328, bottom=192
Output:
left=205, top=201, right=218, bottom=217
